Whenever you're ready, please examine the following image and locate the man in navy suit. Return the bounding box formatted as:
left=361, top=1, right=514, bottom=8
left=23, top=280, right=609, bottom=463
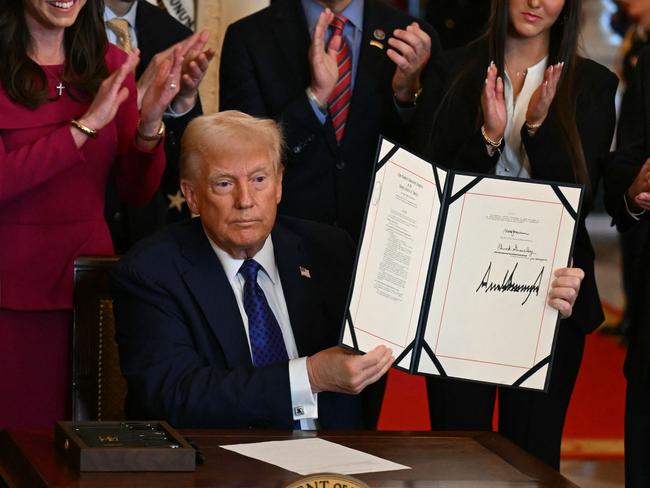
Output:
left=111, top=111, right=394, bottom=429
left=220, top=0, right=441, bottom=243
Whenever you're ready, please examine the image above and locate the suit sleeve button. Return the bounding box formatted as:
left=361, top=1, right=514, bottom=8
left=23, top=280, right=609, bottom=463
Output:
left=336, top=160, right=346, bottom=170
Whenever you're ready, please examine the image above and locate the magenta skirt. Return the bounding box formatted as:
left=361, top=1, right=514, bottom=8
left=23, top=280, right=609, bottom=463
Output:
left=0, top=309, right=71, bottom=429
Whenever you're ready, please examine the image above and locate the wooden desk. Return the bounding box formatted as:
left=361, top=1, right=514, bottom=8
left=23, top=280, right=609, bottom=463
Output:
left=0, top=429, right=577, bottom=487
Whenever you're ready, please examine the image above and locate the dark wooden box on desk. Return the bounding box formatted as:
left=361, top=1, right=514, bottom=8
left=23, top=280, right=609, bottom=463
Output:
left=54, top=421, right=195, bottom=472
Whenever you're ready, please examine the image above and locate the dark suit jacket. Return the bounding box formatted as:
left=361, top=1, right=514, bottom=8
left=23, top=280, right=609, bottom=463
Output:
left=425, top=0, right=490, bottom=49
left=105, top=0, right=202, bottom=253
left=617, top=34, right=650, bottom=148
left=606, top=47, right=650, bottom=382
left=413, top=40, right=618, bottom=335
left=110, top=216, right=365, bottom=429
left=219, top=0, right=441, bottom=242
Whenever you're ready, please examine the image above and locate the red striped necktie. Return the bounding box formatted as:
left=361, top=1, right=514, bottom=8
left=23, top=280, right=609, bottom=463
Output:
left=328, top=14, right=352, bottom=144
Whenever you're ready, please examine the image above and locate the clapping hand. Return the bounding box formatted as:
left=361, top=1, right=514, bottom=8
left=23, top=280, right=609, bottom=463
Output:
left=172, top=30, right=215, bottom=113
left=136, top=30, right=215, bottom=112
left=388, top=22, right=431, bottom=103
left=526, top=62, right=563, bottom=130
left=77, top=49, right=141, bottom=134
left=481, top=62, right=507, bottom=144
left=138, top=46, right=183, bottom=140
left=308, top=8, right=340, bottom=107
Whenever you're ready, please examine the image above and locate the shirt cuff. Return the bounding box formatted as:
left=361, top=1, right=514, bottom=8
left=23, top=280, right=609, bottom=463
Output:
left=164, top=101, right=195, bottom=119
left=623, top=193, right=646, bottom=220
left=288, top=357, right=318, bottom=421
left=307, top=98, right=327, bottom=125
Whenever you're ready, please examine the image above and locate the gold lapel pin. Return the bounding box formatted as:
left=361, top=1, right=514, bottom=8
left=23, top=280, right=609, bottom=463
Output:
left=369, top=40, right=384, bottom=50
left=373, top=29, right=386, bottom=40
left=299, top=266, right=311, bottom=278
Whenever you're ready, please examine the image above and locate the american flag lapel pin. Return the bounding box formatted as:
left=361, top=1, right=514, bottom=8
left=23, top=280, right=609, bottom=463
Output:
left=299, top=266, right=311, bottom=278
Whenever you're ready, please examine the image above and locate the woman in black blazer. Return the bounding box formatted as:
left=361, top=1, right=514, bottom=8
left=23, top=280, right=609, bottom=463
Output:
left=415, top=0, right=618, bottom=469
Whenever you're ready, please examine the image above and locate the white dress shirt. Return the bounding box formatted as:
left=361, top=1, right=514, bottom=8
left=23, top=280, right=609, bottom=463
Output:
left=104, top=2, right=139, bottom=49
left=207, top=233, right=319, bottom=429
left=497, top=56, right=548, bottom=179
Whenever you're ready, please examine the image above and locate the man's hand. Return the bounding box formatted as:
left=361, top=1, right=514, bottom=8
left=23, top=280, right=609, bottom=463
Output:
left=548, top=267, right=584, bottom=318
left=388, top=22, right=431, bottom=104
left=136, top=29, right=215, bottom=112
left=306, top=345, right=394, bottom=394
left=308, top=8, right=340, bottom=106
left=627, top=157, right=650, bottom=212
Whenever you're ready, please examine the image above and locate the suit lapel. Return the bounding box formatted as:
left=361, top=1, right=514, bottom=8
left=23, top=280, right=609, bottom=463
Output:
left=272, top=221, right=314, bottom=356
left=179, top=220, right=253, bottom=368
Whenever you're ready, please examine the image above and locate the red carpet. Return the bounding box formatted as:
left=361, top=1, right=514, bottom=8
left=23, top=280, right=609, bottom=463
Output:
left=377, top=316, right=627, bottom=459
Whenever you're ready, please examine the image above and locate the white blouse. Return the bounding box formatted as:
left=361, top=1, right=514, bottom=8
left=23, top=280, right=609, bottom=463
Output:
left=496, top=56, right=548, bottom=179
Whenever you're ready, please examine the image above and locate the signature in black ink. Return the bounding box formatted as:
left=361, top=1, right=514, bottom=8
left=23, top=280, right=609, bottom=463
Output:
left=496, top=243, right=536, bottom=257
left=503, top=228, right=530, bottom=237
left=476, top=262, right=544, bottom=305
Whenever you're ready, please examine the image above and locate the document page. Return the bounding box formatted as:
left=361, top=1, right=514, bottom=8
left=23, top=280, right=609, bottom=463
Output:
left=220, top=438, right=410, bottom=475
left=418, top=175, right=581, bottom=389
left=341, top=140, right=445, bottom=368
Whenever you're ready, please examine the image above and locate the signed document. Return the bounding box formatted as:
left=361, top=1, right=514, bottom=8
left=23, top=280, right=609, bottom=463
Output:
left=340, top=139, right=583, bottom=390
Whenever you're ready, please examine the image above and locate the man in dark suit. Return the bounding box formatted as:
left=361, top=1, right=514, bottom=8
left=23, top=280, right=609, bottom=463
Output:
left=606, top=47, right=650, bottom=488
left=111, top=111, right=393, bottom=429
left=220, top=0, right=440, bottom=242
left=104, top=0, right=212, bottom=253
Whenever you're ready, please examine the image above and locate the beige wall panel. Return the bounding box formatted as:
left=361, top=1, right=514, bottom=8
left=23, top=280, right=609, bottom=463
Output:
left=196, top=0, right=270, bottom=114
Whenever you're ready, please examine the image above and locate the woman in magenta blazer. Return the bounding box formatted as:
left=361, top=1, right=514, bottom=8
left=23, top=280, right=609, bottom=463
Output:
left=0, top=0, right=182, bottom=428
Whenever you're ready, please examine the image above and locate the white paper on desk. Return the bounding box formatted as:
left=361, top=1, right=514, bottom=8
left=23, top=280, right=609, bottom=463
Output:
left=220, top=437, right=410, bottom=475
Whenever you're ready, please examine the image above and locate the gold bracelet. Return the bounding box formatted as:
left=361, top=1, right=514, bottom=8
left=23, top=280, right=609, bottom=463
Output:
left=70, top=119, right=98, bottom=138
left=481, top=125, right=503, bottom=148
left=136, top=120, right=165, bottom=141
left=525, top=121, right=542, bottom=134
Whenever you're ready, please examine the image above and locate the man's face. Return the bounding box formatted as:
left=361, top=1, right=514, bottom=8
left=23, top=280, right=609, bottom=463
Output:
left=104, top=0, right=135, bottom=16
left=182, top=148, right=283, bottom=259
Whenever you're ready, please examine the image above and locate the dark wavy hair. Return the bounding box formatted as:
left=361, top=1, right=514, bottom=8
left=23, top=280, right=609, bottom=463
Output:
left=488, top=0, right=588, bottom=189
left=0, top=0, right=109, bottom=108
